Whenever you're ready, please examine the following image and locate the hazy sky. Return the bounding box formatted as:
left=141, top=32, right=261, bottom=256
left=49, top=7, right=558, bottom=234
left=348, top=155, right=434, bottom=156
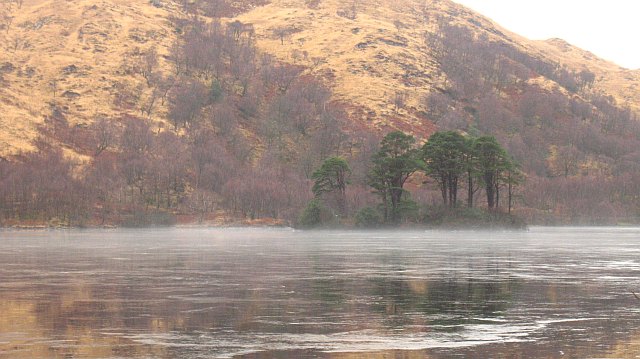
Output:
left=451, top=0, right=640, bottom=70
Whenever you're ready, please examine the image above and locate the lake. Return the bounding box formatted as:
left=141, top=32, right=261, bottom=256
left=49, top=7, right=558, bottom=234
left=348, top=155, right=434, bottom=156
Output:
left=1, top=227, right=640, bottom=358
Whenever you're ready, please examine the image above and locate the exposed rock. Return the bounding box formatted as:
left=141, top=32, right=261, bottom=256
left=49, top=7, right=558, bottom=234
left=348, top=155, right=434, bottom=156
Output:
left=62, top=90, right=81, bottom=99
left=0, top=63, right=14, bottom=74
left=33, top=16, right=55, bottom=30
left=378, top=36, right=407, bottom=47
left=355, top=41, right=371, bottom=50
left=62, top=65, right=78, bottom=74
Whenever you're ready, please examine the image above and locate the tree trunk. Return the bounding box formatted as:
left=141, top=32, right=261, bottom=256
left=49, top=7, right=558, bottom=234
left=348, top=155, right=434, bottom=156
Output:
left=485, top=171, right=495, bottom=209
left=390, top=187, right=402, bottom=223
left=382, top=190, right=389, bottom=222
left=508, top=175, right=513, bottom=214
left=495, top=181, right=500, bottom=209
left=467, top=171, right=473, bottom=208
left=338, top=187, right=346, bottom=216
left=448, top=177, right=454, bottom=207
left=450, top=176, right=458, bottom=207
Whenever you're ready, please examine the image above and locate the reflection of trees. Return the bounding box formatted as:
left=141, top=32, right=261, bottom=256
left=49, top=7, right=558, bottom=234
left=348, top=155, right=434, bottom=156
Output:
left=367, top=267, right=519, bottom=329
left=301, top=253, right=522, bottom=332
left=310, top=277, right=348, bottom=305
left=308, top=253, right=349, bottom=306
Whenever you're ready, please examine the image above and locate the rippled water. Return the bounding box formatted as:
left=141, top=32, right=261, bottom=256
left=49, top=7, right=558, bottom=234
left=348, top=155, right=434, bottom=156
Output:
left=1, top=227, right=640, bottom=358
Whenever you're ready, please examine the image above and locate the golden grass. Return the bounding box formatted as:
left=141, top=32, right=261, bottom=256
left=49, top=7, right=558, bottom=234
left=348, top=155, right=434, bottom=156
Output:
left=237, top=0, right=443, bottom=136
left=0, top=0, right=176, bottom=156
left=237, top=0, right=640, bottom=137
left=0, top=0, right=638, bottom=156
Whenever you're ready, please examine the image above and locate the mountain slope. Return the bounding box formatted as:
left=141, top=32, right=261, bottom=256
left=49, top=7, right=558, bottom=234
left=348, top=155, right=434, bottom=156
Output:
left=2, top=0, right=638, bottom=155
left=236, top=0, right=640, bottom=132
left=236, top=0, right=441, bottom=136
left=0, top=0, right=175, bottom=155
left=534, top=37, right=640, bottom=109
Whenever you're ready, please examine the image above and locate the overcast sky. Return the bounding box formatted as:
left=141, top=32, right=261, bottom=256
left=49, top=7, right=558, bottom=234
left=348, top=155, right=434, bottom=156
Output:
left=451, top=0, right=640, bottom=70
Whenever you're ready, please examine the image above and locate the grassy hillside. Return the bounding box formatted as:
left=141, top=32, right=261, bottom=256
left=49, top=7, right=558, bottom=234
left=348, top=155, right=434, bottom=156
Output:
left=0, top=0, right=175, bottom=156
left=236, top=0, right=640, bottom=136
left=236, top=0, right=441, bottom=136
left=1, top=0, right=638, bottom=153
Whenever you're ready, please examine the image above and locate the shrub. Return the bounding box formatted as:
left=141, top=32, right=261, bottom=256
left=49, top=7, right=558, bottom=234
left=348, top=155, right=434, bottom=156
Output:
left=424, top=206, right=526, bottom=229
left=355, top=207, right=382, bottom=228
left=299, top=199, right=323, bottom=228
left=122, top=210, right=177, bottom=227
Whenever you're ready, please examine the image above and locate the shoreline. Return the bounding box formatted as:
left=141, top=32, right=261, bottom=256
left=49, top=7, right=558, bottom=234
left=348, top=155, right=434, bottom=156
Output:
left=0, top=222, right=529, bottom=231
left=4, top=223, right=640, bottom=232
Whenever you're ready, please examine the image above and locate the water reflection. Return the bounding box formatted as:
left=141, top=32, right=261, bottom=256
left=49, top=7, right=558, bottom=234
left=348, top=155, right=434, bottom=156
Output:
left=0, top=228, right=640, bottom=358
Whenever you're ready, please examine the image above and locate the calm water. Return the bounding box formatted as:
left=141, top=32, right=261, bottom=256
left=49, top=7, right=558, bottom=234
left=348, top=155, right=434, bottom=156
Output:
left=1, top=227, right=640, bottom=358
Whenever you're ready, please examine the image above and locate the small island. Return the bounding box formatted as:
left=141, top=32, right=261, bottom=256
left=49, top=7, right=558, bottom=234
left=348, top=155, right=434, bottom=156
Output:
left=300, top=130, right=525, bottom=230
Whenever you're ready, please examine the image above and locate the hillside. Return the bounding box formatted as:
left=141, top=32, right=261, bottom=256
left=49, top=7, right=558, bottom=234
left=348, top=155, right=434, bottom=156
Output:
left=236, top=0, right=640, bottom=133
left=0, top=0, right=175, bottom=156
left=1, top=0, right=640, bottom=226
left=534, top=38, right=640, bottom=110
left=0, top=0, right=638, bottom=150
left=235, top=0, right=441, bottom=136
left=2, top=0, right=639, bottom=156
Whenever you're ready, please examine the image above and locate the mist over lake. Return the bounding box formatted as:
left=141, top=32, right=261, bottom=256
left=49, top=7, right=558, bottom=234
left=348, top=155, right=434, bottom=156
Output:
left=1, top=227, right=640, bottom=358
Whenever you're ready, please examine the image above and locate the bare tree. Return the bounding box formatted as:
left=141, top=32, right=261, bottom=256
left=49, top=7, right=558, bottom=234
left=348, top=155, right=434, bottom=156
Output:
left=139, top=47, right=159, bottom=86
left=90, top=117, right=118, bottom=156
left=273, top=27, right=292, bottom=45
left=393, top=91, right=407, bottom=112
left=169, top=39, right=185, bottom=75
left=393, top=20, right=404, bottom=31
left=168, top=78, right=208, bottom=129
left=1, top=11, right=13, bottom=34
left=11, top=36, right=22, bottom=51
left=49, top=79, right=58, bottom=98
left=140, top=87, right=160, bottom=118
left=547, top=145, right=583, bottom=178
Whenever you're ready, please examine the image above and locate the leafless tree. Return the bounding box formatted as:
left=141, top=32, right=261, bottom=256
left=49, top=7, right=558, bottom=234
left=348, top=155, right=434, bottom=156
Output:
left=139, top=47, right=159, bottom=86
left=49, top=79, right=58, bottom=98
left=90, top=117, right=118, bottom=156
left=393, top=91, right=407, bottom=112
left=273, top=27, right=292, bottom=45
left=1, top=11, right=13, bottom=34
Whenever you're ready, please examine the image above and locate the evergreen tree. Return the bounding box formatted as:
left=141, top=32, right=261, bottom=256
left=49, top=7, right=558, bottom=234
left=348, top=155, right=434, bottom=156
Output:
left=368, top=131, right=422, bottom=223
left=463, top=136, right=480, bottom=208
left=474, top=136, right=510, bottom=209
left=502, top=158, right=524, bottom=213
left=299, top=199, right=323, bottom=227
left=311, top=157, right=351, bottom=215
left=422, top=131, right=466, bottom=207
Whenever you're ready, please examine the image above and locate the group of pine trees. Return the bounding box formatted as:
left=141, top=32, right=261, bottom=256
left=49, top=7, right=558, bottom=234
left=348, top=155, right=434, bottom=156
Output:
left=302, top=130, right=522, bottom=227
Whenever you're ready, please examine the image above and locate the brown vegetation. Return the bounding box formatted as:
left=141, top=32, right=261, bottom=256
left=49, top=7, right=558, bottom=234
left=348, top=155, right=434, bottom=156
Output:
left=1, top=0, right=640, bottom=226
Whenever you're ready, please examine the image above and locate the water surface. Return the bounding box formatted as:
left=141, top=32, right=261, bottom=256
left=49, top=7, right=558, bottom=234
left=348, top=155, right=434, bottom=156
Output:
left=1, top=227, right=640, bottom=358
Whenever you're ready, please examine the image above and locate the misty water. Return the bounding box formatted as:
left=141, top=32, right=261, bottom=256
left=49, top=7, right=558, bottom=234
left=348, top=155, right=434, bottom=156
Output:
left=1, top=228, right=640, bottom=358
